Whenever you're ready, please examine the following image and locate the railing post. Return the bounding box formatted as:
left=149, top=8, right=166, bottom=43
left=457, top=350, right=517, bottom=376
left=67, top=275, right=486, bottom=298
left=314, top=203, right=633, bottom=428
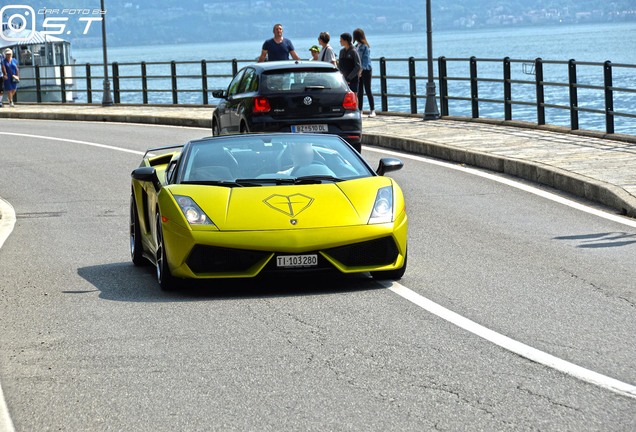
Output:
left=470, top=56, right=479, bottom=118
left=171, top=61, right=178, bottom=105
left=60, top=65, right=67, bottom=103
left=112, top=62, right=120, bottom=104
left=604, top=60, right=614, bottom=134
left=35, top=65, right=42, bottom=103
left=201, top=60, right=209, bottom=105
left=535, top=57, right=545, bottom=125
left=232, top=59, right=238, bottom=76
left=141, top=61, right=148, bottom=104
left=85, top=64, right=92, bottom=104
left=503, top=57, right=512, bottom=121
left=438, top=56, right=448, bottom=116
left=568, top=59, right=579, bottom=130
left=408, top=57, right=417, bottom=114
left=380, top=57, right=388, bottom=112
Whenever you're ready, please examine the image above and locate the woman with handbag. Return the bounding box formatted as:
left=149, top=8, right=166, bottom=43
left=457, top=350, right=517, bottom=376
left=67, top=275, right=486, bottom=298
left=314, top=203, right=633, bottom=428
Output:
left=2, top=48, right=19, bottom=107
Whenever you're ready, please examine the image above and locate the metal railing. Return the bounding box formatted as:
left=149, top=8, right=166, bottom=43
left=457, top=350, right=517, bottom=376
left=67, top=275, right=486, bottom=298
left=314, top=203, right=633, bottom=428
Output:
left=14, top=56, right=636, bottom=135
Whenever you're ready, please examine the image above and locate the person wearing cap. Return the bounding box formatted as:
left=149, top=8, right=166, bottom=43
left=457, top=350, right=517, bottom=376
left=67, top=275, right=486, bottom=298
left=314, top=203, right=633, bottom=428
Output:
left=309, top=45, right=320, bottom=61
left=2, top=48, right=19, bottom=107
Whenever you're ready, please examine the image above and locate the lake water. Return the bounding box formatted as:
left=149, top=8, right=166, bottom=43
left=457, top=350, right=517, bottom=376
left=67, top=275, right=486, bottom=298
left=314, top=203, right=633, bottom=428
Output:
left=72, top=22, right=636, bottom=134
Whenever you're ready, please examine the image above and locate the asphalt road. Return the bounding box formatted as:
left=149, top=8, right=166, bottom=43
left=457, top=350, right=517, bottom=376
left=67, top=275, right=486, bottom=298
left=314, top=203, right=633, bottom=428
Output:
left=0, top=119, right=635, bottom=431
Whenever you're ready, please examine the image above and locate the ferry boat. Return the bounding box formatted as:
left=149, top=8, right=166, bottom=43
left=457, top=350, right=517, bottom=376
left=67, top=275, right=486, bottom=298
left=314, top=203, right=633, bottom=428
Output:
left=0, top=28, right=75, bottom=103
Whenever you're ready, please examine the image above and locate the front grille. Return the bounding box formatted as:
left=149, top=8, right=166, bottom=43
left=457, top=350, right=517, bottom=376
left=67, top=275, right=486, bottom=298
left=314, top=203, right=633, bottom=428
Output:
left=324, top=237, right=399, bottom=267
left=186, top=245, right=269, bottom=274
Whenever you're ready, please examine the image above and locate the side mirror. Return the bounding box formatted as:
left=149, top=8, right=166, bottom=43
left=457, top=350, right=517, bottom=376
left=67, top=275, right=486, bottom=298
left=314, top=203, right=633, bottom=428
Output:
left=376, top=158, right=404, bottom=176
left=212, top=89, right=227, bottom=99
left=131, top=166, right=162, bottom=192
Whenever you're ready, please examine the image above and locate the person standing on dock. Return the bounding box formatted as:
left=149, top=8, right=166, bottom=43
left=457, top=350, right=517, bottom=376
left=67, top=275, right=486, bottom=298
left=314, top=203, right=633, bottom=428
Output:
left=0, top=56, right=5, bottom=108
left=258, top=24, right=301, bottom=62
left=309, top=45, right=321, bottom=61
left=317, top=32, right=337, bottom=66
left=2, top=48, right=19, bottom=107
left=338, top=33, right=361, bottom=94
left=353, top=28, right=376, bottom=117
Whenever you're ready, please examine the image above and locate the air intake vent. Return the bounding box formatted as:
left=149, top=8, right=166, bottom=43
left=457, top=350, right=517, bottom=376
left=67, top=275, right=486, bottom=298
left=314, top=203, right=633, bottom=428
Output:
left=324, top=237, right=399, bottom=267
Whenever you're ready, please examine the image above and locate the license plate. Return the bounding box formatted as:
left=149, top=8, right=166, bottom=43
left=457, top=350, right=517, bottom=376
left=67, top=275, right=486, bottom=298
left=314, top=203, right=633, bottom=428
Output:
left=291, top=124, right=328, bottom=133
left=276, top=254, right=318, bottom=268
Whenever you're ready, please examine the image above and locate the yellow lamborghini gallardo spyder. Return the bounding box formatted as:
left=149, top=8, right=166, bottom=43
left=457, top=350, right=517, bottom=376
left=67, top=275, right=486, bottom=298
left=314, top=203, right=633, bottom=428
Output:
left=130, top=133, right=407, bottom=290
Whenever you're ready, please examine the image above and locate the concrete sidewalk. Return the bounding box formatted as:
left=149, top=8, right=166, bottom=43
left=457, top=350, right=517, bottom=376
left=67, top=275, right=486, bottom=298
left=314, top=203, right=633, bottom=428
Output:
left=1, top=103, right=635, bottom=218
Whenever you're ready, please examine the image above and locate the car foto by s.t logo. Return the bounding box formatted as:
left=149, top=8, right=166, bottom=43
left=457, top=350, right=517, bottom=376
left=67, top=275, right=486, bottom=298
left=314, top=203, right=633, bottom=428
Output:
left=0, top=4, right=104, bottom=42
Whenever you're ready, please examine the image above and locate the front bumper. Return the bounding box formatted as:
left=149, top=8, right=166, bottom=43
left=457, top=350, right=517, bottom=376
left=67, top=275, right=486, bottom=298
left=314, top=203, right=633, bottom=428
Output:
left=161, top=214, right=407, bottom=279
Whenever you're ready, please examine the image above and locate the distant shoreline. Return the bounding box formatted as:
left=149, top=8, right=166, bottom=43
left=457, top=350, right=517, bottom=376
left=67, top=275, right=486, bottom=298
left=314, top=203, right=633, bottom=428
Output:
left=72, top=22, right=636, bottom=65
left=72, top=20, right=635, bottom=50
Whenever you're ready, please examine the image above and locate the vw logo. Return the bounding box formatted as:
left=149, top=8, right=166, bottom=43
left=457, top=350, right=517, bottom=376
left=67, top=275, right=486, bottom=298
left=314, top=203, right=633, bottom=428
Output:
left=303, top=96, right=313, bottom=106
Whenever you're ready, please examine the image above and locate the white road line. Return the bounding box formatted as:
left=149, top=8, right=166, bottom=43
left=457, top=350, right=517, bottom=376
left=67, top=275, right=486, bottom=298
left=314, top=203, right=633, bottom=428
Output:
left=383, top=281, right=636, bottom=400
left=367, top=146, right=636, bottom=397
left=0, top=385, right=14, bottom=432
left=364, top=146, right=636, bottom=228
left=0, top=199, right=16, bottom=250
left=0, top=199, right=15, bottom=432
left=0, top=132, right=146, bottom=155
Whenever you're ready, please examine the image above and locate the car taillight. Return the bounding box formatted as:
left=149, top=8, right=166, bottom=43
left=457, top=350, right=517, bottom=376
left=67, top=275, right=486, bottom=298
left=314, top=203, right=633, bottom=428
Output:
left=342, top=91, right=358, bottom=110
left=254, top=96, right=271, bottom=113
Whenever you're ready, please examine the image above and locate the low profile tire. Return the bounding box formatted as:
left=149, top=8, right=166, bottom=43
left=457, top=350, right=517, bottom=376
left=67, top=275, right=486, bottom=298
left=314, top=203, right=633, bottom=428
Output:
left=155, top=213, right=178, bottom=291
left=130, top=196, right=145, bottom=266
left=371, top=251, right=407, bottom=280
left=212, top=118, right=220, bottom=136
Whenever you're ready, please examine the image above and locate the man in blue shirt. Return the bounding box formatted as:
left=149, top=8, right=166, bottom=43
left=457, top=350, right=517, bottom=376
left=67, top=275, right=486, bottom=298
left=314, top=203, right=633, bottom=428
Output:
left=258, top=24, right=301, bottom=62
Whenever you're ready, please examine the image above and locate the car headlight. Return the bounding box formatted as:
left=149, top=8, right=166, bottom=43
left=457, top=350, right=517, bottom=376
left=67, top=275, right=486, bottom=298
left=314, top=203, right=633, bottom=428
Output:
left=368, top=186, right=393, bottom=224
left=174, top=195, right=213, bottom=225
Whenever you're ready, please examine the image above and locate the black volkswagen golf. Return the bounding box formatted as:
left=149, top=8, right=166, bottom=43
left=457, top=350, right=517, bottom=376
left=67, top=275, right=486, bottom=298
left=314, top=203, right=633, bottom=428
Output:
left=211, top=61, right=363, bottom=152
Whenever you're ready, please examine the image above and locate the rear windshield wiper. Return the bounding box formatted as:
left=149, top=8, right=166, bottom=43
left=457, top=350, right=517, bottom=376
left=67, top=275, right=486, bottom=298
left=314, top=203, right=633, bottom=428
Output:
left=293, top=175, right=344, bottom=184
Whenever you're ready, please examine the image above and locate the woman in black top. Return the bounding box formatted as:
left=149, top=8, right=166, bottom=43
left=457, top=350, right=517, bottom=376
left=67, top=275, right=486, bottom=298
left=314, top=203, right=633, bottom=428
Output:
left=338, top=33, right=361, bottom=94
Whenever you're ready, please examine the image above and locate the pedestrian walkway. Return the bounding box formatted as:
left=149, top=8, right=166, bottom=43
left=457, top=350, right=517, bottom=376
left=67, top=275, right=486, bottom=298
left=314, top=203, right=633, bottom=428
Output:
left=1, top=104, right=635, bottom=218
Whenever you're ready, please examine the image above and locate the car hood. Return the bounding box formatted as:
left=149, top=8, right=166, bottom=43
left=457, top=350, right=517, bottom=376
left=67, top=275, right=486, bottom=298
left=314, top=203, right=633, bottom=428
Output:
left=166, top=177, right=393, bottom=231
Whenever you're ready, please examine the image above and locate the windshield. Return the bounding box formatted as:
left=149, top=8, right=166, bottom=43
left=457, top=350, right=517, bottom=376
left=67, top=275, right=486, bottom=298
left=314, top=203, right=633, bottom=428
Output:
left=261, top=70, right=348, bottom=93
left=179, top=135, right=372, bottom=186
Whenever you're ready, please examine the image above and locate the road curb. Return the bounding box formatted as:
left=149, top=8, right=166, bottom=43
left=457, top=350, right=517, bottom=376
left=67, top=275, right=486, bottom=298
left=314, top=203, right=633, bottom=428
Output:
left=362, top=133, right=636, bottom=218
left=0, top=110, right=212, bottom=128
